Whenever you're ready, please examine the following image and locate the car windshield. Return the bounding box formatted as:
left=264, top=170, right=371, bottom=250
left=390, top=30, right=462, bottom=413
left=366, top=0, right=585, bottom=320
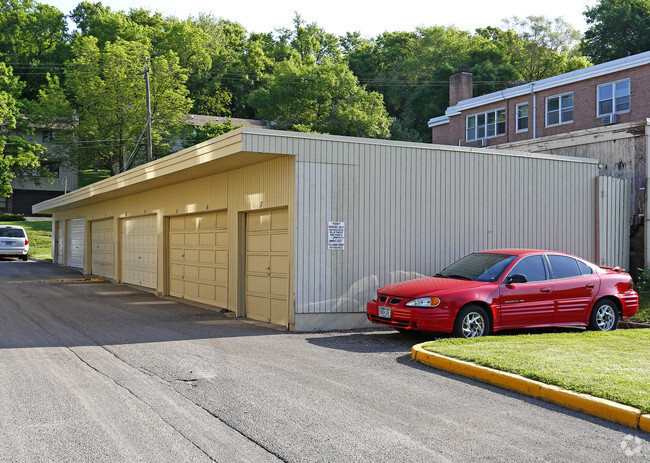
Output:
left=437, top=253, right=516, bottom=282
left=0, top=229, right=25, bottom=238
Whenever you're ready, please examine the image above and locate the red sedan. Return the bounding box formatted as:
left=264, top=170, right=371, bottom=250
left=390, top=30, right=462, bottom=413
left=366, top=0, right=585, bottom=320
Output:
left=367, top=249, right=638, bottom=338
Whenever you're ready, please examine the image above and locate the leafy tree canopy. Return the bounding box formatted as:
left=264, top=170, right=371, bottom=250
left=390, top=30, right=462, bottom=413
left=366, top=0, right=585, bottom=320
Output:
left=181, top=118, right=244, bottom=148
left=582, top=0, right=650, bottom=63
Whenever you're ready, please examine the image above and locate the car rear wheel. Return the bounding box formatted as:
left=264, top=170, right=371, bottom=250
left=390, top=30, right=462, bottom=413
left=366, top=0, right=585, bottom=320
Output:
left=454, top=305, right=490, bottom=338
left=21, top=255, right=28, bottom=261
left=588, top=299, right=619, bottom=331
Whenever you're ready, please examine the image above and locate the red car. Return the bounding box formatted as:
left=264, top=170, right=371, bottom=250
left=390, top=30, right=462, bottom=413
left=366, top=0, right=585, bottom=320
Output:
left=367, top=249, right=638, bottom=338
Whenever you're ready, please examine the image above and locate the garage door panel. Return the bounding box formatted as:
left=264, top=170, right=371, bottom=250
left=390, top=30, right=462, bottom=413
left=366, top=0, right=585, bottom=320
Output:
left=170, top=263, right=183, bottom=277
left=91, top=218, right=114, bottom=278
left=270, top=255, right=289, bottom=273
left=270, top=298, right=288, bottom=326
left=199, top=233, right=215, bottom=246
left=199, top=250, right=215, bottom=263
left=184, top=249, right=199, bottom=262
left=67, top=218, right=85, bottom=269
left=247, top=255, right=269, bottom=273
left=122, top=215, right=157, bottom=289
left=271, top=209, right=289, bottom=230
left=169, top=211, right=228, bottom=308
left=245, top=208, right=289, bottom=326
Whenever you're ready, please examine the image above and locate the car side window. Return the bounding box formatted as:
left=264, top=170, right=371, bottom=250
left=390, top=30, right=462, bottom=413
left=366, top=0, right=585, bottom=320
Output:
left=577, top=260, right=593, bottom=275
left=508, top=255, right=547, bottom=282
left=548, top=255, right=582, bottom=279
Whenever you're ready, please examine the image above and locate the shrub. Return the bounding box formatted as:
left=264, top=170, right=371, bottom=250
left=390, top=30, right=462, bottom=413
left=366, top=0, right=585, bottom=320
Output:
left=0, top=213, right=24, bottom=221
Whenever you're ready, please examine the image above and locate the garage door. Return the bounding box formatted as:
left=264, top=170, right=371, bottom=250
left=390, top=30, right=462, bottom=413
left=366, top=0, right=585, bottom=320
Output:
left=67, top=218, right=85, bottom=269
left=122, top=215, right=157, bottom=289
left=245, top=208, right=289, bottom=326
left=169, top=211, right=228, bottom=307
left=91, top=218, right=114, bottom=278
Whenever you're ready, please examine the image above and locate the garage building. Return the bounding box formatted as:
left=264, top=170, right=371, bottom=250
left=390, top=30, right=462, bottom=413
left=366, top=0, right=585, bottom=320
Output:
left=34, top=128, right=602, bottom=331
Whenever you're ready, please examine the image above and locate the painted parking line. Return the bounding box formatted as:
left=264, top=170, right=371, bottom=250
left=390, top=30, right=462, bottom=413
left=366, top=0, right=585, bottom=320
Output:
left=6, top=277, right=106, bottom=284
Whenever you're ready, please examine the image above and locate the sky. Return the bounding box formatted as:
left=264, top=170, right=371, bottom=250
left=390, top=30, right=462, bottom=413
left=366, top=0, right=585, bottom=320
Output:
left=46, top=0, right=599, bottom=37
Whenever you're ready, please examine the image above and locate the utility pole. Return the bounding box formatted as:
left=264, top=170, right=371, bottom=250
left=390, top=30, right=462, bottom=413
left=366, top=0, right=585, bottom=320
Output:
left=141, top=66, right=153, bottom=162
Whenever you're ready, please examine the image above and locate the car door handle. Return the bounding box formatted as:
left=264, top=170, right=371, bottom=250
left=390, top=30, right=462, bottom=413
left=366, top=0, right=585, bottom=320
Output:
left=540, top=287, right=552, bottom=293
left=586, top=283, right=595, bottom=289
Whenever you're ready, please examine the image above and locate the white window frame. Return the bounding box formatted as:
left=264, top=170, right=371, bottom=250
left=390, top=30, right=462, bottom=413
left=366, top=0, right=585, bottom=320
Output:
left=516, top=103, right=528, bottom=133
left=545, top=92, right=574, bottom=127
left=466, top=108, right=506, bottom=142
left=597, top=78, right=630, bottom=117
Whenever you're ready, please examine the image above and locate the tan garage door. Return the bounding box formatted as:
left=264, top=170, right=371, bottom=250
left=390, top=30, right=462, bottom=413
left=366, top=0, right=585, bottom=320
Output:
left=122, top=215, right=157, bottom=289
left=169, top=211, right=228, bottom=307
left=91, top=218, right=114, bottom=278
left=245, top=208, right=289, bottom=326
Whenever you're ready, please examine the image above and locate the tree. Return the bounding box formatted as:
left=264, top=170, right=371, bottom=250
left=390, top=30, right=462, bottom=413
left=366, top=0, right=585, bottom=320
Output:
left=248, top=59, right=391, bottom=138
left=582, top=0, right=650, bottom=63
left=181, top=119, right=244, bottom=148
left=0, top=63, right=45, bottom=196
left=65, top=36, right=192, bottom=172
left=0, top=0, right=71, bottom=99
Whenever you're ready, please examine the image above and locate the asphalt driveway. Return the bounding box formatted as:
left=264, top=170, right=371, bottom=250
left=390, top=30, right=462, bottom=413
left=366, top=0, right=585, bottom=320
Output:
left=0, top=262, right=647, bottom=462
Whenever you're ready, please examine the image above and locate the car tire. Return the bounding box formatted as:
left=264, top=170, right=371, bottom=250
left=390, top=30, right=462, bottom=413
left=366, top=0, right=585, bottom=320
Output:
left=588, top=299, right=619, bottom=332
left=21, top=255, right=28, bottom=261
left=454, top=305, right=490, bottom=338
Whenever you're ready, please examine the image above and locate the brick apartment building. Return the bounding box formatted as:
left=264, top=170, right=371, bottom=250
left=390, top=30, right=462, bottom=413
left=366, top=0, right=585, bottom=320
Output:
left=428, top=50, right=650, bottom=272
left=429, top=50, right=650, bottom=147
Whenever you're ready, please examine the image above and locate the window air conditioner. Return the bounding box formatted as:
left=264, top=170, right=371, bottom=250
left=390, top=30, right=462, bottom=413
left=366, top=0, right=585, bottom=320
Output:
left=476, top=138, right=488, bottom=147
left=601, top=114, right=619, bottom=125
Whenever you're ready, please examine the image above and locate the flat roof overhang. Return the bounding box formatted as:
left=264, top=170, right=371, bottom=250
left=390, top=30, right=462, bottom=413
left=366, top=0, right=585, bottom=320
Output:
left=33, top=129, right=287, bottom=214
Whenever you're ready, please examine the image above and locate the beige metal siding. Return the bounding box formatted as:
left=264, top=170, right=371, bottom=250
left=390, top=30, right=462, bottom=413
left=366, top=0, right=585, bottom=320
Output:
left=169, top=211, right=228, bottom=307
left=293, top=140, right=598, bottom=315
left=122, top=215, right=157, bottom=288
left=597, top=176, right=632, bottom=268
left=90, top=218, right=115, bottom=278
left=55, top=220, right=64, bottom=264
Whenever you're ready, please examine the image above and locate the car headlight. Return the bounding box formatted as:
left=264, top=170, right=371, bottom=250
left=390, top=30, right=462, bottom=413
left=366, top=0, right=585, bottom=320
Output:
left=406, top=297, right=441, bottom=308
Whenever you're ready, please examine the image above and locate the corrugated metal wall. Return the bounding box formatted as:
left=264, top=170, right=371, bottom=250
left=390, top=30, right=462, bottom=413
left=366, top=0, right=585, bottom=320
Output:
left=597, top=176, right=632, bottom=269
left=246, top=133, right=599, bottom=316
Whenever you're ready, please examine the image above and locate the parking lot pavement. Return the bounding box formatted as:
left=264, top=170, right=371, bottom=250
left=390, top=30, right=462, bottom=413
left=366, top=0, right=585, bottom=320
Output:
left=1, top=262, right=648, bottom=462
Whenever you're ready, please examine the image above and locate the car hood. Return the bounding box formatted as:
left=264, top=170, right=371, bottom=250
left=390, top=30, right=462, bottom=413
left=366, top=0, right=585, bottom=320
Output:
left=379, top=277, right=490, bottom=298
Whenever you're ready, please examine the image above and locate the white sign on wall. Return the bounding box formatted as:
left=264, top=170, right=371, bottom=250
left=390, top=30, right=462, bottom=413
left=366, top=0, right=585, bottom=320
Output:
left=328, top=222, right=345, bottom=250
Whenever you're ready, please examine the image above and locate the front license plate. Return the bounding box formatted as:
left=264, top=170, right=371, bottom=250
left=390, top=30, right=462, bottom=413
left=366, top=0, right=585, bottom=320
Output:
left=378, top=306, right=391, bottom=319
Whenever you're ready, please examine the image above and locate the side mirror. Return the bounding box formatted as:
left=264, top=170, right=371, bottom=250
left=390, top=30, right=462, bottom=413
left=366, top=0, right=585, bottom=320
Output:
left=505, top=274, right=528, bottom=285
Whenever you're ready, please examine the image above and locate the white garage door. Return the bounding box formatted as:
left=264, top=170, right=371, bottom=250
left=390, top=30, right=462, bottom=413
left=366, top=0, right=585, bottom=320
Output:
left=91, top=218, right=115, bottom=279
left=67, top=218, right=85, bottom=269
left=245, top=208, right=290, bottom=326
left=169, top=211, right=228, bottom=307
left=122, top=215, right=158, bottom=289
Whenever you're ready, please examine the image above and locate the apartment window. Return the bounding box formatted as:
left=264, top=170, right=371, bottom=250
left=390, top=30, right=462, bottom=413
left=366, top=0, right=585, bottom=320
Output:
left=0, top=196, right=6, bottom=209
left=546, top=93, right=573, bottom=126
left=516, top=103, right=528, bottom=132
left=42, top=130, right=55, bottom=143
left=466, top=109, right=505, bottom=141
left=597, top=79, right=630, bottom=116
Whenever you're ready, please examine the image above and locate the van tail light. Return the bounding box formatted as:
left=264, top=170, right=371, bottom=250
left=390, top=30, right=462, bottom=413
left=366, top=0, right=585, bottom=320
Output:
left=25, top=238, right=29, bottom=245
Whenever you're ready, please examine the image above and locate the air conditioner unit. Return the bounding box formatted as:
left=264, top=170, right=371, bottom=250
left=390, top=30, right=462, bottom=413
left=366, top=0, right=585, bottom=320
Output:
left=476, top=138, right=488, bottom=147
left=601, top=114, right=619, bottom=125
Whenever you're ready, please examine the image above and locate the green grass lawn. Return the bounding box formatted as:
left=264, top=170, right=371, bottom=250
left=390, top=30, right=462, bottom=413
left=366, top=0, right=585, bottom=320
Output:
left=0, top=220, right=52, bottom=260
left=422, top=330, right=650, bottom=413
left=78, top=169, right=110, bottom=188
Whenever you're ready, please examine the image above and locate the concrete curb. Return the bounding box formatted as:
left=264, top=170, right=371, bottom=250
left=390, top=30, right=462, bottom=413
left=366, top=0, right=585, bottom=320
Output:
left=411, top=343, right=649, bottom=432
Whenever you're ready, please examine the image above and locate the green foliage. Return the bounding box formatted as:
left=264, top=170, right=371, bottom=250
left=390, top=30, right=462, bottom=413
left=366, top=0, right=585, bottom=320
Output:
left=0, top=62, right=46, bottom=196
left=249, top=59, right=391, bottom=138
left=65, top=36, right=192, bottom=172
left=582, top=0, right=650, bottom=63
left=0, top=213, right=23, bottom=221
left=181, top=119, right=244, bottom=148
left=77, top=169, right=110, bottom=187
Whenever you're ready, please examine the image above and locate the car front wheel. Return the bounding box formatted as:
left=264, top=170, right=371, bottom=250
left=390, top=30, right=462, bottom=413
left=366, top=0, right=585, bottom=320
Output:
left=588, top=299, right=619, bottom=331
left=454, top=305, right=490, bottom=338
